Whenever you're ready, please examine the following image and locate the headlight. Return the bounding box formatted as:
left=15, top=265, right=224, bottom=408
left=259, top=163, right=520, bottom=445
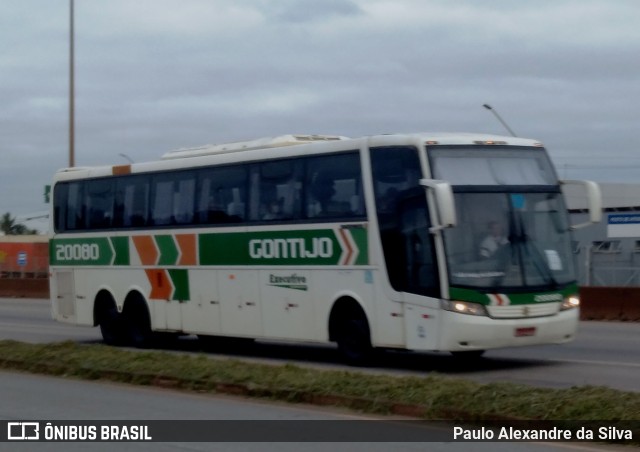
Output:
left=441, top=300, right=488, bottom=316
left=560, top=295, right=580, bottom=311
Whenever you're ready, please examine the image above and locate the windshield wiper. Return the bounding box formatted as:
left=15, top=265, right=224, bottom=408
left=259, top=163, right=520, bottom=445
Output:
left=524, top=241, right=558, bottom=288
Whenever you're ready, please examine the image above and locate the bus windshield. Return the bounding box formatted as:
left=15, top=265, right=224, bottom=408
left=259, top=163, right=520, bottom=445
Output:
left=428, top=144, right=575, bottom=292
left=429, top=145, right=557, bottom=186
left=442, top=191, right=576, bottom=291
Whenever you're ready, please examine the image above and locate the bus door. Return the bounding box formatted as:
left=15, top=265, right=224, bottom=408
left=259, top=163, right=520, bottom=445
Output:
left=370, top=147, right=441, bottom=350
left=394, top=193, right=442, bottom=350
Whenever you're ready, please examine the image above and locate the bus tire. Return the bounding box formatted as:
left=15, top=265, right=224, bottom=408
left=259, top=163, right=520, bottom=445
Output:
left=336, top=314, right=373, bottom=366
left=451, top=350, right=485, bottom=360
left=96, top=292, right=126, bottom=346
left=198, top=335, right=255, bottom=353
left=123, top=293, right=154, bottom=349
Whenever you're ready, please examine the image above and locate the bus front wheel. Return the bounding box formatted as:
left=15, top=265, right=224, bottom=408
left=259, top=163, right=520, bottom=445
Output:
left=336, top=316, right=373, bottom=366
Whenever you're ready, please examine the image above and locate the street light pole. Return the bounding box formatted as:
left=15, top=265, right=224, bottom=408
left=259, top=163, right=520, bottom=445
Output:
left=482, top=104, right=516, bottom=137
left=69, top=0, right=75, bottom=167
left=119, top=153, right=134, bottom=164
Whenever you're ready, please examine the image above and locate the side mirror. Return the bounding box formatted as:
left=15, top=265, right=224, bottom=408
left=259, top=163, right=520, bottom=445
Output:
left=560, top=179, right=602, bottom=230
left=419, top=179, right=457, bottom=231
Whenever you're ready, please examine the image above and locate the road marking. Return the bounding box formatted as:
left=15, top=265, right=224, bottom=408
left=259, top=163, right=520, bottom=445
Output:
left=542, top=357, right=640, bottom=369
left=0, top=323, right=98, bottom=336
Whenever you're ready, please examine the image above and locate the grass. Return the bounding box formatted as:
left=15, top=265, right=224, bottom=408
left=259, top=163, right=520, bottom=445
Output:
left=0, top=339, right=639, bottom=425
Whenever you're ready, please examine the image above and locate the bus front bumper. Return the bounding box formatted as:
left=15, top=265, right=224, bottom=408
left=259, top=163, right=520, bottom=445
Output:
left=436, top=308, right=580, bottom=352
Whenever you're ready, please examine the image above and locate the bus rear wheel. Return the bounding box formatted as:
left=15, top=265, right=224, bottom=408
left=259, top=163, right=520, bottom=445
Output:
left=96, top=294, right=126, bottom=346
left=123, top=294, right=154, bottom=348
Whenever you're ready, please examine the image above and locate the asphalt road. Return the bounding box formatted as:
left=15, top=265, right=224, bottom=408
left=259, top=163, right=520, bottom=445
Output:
left=1, top=297, right=639, bottom=393
left=0, top=371, right=629, bottom=451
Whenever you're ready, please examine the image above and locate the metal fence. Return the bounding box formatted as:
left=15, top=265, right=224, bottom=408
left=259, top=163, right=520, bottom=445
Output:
left=587, top=266, right=640, bottom=287
left=581, top=245, right=640, bottom=287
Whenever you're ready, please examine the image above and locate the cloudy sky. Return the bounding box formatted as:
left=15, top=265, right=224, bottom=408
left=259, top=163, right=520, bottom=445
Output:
left=2, top=0, right=640, bottom=229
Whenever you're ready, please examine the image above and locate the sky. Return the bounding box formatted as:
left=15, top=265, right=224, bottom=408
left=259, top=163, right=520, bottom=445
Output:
left=2, top=0, right=640, bottom=231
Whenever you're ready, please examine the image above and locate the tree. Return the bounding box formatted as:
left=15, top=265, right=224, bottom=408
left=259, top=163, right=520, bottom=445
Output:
left=0, top=212, right=38, bottom=235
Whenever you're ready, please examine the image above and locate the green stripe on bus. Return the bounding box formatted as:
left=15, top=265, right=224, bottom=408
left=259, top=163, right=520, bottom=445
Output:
left=50, top=227, right=369, bottom=267
left=110, top=237, right=129, bottom=266
left=156, top=235, right=179, bottom=266
left=449, top=284, right=579, bottom=305
left=350, top=227, right=369, bottom=266
left=199, top=229, right=368, bottom=266
left=168, top=269, right=189, bottom=301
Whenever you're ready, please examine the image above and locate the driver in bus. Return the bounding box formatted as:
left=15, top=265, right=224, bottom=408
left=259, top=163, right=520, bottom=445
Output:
left=479, top=221, right=509, bottom=258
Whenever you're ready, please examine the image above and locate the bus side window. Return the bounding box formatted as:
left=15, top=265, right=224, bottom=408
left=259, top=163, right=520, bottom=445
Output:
left=249, top=159, right=303, bottom=222
left=149, top=171, right=198, bottom=226
left=53, top=183, right=69, bottom=232
left=86, top=179, right=113, bottom=229
left=308, top=170, right=336, bottom=217
left=112, top=190, right=125, bottom=228
left=65, top=181, right=85, bottom=231
left=197, top=165, right=247, bottom=225
left=151, top=176, right=176, bottom=226
left=305, top=152, right=364, bottom=219
left=174, top=177, right=196, bottom=225
left=115, top=176, right=149, bottom=229
left=226, top=187, right=246, bottom=221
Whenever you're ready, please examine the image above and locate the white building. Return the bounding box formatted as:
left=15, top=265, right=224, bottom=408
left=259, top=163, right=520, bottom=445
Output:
left=565, top=183, right=640, bottom=286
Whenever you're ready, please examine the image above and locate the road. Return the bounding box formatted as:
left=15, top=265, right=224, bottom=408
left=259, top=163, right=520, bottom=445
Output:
left=0, top=371, right=630, bottom=451
left=1, top=297, right=639, bottom=393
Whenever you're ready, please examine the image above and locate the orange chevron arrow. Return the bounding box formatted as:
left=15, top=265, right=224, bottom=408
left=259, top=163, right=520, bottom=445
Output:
left=176, top=234, right=197, bottom=266
left=146, top=269, right=172, bottom=300
left=133, top=235, right=158, bottom=266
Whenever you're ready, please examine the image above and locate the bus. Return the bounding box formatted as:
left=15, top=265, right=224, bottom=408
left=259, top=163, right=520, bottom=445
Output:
left=49, top=133, right=602, bottom=363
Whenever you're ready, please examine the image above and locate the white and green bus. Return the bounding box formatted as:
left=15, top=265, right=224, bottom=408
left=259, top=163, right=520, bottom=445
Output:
left=49, top=133, right=601, bottom=362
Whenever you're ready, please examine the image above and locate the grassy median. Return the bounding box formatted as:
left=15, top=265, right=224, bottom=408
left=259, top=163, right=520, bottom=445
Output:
left=0, top=340, right=639, bottom=423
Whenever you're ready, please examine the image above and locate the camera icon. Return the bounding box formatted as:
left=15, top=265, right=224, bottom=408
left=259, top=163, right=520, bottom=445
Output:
left=7, top=422, right=40, bottom=440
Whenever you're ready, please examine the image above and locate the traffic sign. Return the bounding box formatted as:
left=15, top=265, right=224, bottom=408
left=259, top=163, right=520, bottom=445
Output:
left=17, top=252, right=27, bottom=267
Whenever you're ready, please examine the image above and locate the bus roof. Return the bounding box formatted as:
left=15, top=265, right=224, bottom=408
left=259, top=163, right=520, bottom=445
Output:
left=161, top=134, right=348, bottom=160
left=51, top=132, right=544, bottom=182
left=161, top=133, right=543, bottom=160
left=367, top=132, right=542, bottom=148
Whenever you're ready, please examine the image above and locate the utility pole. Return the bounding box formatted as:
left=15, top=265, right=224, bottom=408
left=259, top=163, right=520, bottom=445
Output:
left=69, top=0, right=75, bottom=167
